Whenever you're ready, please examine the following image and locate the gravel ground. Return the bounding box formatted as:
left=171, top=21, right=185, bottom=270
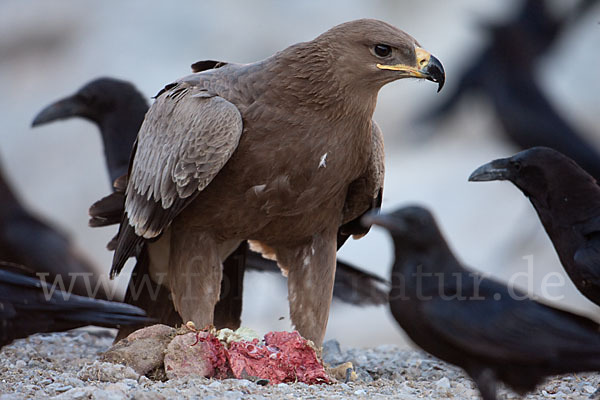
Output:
left=1, top=329, right=599, bottom=399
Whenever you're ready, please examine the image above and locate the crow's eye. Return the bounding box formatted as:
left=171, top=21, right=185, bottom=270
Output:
left=511, top=161, right=522, bottom=171
left=374, top=44, right=392, bottom=57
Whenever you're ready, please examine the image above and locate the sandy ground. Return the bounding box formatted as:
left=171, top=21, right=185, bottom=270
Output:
left=0, top=329, right=599, bottom=400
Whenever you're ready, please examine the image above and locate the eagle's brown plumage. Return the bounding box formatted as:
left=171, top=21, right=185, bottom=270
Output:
left=111, top=19, right=444, bottom=346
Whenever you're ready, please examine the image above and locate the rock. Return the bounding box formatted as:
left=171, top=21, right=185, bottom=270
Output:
left=86, top=382, right=130, bottom=400
left=353, top=367, right=374, bottom=383
left=132, top=391, right=166, bottom=400
left=222, top=391, right=244, bottom=399
left=53, top=387, right=92, bottom=400
left=14, top=360, right=26, bottom=369
left=138, top=376, right=152, bottom=386
left=90, top=389, right=127, bottom=400
left=77, top=361, right=139, bottom=383
left=454, top=382, right=476, bottom=397
left=105, top=382, right=129, bottom=393
left=27, top=360, right=43, bottom=368
left=101, top=324, right=175, bottom=375
left=126, top=325, right=175, bottom=342
left=121, top=378, right=139, bottom=388
left=163, top=332, right=224, bottom=380
left=435, top=376, right=451, bottom=389
left=322, top=339, right=344, bottom=365
left=60, top=376, right=84, bottom=388
left=47, top=382, right=74, bottom=393
left=584, top=385, right=597, bottom=394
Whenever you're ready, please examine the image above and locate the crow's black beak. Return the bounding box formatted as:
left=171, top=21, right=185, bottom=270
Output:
left=469, top=159, right=511, bottom=182
left=32, top=96, right=87, bottom=127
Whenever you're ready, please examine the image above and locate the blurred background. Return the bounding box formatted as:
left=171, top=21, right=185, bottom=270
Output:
left=1, top=0, right=599, bottom=347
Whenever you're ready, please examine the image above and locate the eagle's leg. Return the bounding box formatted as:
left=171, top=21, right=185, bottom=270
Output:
left=168, top=229, right=223, bottom=328
left=276, top=228, right=337, bottom=347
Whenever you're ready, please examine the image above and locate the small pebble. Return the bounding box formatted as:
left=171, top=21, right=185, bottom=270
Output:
left=54, top=387, right=90, bottom=400
left=52, top=384, right=74, bottom=393
left=121, top=379, right=138, bottom=388
left=138, top=376, right=152, bottom=386
left=584, top=385, right=596, bottom=393
left=435, top=376, right=451, bottom=389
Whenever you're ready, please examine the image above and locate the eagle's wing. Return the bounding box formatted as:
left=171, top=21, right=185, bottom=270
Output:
left=339, top=120, right=384, bottom=247
left=111, top=82, right=243, bottom=277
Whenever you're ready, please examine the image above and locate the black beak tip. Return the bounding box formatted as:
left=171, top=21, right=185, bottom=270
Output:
left=468, top=162, right=509, bottom=182
left=31, top=104, right=62, bottom=128
left=30, top=96, right=84, bottom=128
left=31, top=113, right=52, bottom=127
left=425, top=55, right=445, bottom=93
left=431, top=68, right=445, bottom=93
left=31, top=114, right=46, bottom=127
left=467, top=171, right=480, bottom=182
left=468, top=167, right=490, bottom=182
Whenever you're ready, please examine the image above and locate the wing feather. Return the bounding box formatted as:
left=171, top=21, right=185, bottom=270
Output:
left=111, top=82, right=242, bottom=276
left=339, top=120, right=385, bottom=244
left=422, top=275, right=600, bottom=363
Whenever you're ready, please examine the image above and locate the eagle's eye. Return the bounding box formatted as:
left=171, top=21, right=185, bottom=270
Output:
left=374, top=44, right=392, bottom=58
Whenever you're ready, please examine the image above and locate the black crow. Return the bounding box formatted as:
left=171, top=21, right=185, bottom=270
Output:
left=32, top=77, right=148, bottom=185
left=365, top=205, right=600, bottom=400
left=31, top=78, right=182, bottom=339
left=0, top=265, right=149, bottom=349
left=470, top=146, right=600, bottom=307
left=0, top=163, right=109, bottom=300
